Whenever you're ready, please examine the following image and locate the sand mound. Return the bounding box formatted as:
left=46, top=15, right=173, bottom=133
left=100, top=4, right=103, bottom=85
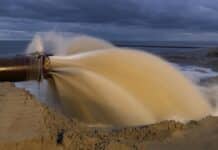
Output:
left=1, top=83, right=218, bottom=150
left=0, top=83, right=82, bottom=149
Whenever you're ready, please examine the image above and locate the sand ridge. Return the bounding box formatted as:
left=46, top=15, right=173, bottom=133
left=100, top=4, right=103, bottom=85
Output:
left=0, top=83, right=218, bottom=150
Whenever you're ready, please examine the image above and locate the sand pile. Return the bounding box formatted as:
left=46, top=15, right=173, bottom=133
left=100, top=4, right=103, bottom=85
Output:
left=1, top=83, right=218, bottom=150
left=0, top=83, right=83, bottom=149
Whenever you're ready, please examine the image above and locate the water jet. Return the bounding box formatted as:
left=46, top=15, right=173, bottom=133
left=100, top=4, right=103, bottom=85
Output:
left=0, top=35, right=212, bottom=126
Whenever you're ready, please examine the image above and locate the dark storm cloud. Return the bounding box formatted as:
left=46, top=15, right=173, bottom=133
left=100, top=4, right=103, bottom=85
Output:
left=0, top=0, right=141, bottom=24
left=1, top=0, right=218, bottom=40
left=0, top=0, right=218, bottom=31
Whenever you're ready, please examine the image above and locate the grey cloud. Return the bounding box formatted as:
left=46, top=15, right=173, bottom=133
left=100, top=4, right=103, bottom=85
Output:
left=1, top=16, right=218, bottom=41
left=1, top=0, right=218, bottom=40
left=0, top=0, right=218, bottom=30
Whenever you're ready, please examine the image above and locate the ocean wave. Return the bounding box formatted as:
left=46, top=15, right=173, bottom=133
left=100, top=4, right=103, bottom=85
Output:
left=174, top=64, right=218, bottom=83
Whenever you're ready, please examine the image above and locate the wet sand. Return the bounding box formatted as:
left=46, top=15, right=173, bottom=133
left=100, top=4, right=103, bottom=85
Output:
left=0, top=82, right=218, bottom=150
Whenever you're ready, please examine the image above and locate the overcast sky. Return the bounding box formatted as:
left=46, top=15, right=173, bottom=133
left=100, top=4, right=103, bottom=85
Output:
left=1, top=0, right=218, bottom=41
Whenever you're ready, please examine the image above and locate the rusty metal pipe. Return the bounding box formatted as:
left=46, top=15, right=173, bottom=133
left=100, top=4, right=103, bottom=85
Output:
left=0, top=54, right=50, bottom=82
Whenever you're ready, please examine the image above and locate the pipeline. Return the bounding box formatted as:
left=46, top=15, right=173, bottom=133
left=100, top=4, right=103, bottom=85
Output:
left=0, top=53, right=50, bottom=82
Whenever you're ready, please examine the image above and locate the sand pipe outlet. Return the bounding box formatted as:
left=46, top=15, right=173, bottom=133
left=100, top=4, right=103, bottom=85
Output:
left=0, top=53, right=50, bottom=82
